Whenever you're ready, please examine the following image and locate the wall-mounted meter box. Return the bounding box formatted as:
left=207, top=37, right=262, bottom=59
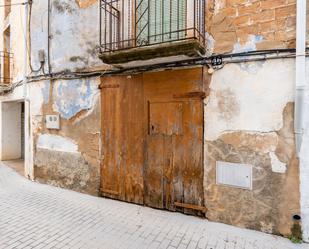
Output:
left=46, top=114, right=60, bottom=130
left=216, top=161, right=253, bottom=190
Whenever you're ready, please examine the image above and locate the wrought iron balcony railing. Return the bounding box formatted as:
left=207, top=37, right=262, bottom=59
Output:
left=100, top=0, right=206, bottom=53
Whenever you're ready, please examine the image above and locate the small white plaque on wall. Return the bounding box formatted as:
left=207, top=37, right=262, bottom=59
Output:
left=216, top=161, right=252, bottom=190
left=45, top=114, right=60, bottom=130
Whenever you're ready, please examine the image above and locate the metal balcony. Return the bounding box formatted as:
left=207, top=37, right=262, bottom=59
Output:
left=99, top=0, right=206, bottom=64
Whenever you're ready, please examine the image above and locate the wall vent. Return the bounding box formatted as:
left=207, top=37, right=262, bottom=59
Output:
left=216, top=161, right=252, bottom=190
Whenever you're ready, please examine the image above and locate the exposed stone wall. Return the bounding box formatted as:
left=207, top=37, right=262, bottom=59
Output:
left=204, top=59, right=300, bottom=236
left=31, top=78, right=101, bottom=196
left=206, top=0, right=303, bottom=54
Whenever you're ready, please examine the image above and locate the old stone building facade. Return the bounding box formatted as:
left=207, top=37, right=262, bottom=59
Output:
left=0, top=0, right=309, bottom=243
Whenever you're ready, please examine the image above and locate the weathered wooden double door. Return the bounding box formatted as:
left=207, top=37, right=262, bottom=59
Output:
left=100, top=68, right=206, bottom=214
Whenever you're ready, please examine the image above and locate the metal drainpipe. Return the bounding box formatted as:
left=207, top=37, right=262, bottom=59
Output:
left=295, top=0, right=307, bottom=156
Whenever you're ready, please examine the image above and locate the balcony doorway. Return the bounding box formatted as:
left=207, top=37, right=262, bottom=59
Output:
left=136, top=0, right=187, bottom=46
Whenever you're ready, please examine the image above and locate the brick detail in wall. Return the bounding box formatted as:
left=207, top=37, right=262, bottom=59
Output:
left=206, top=0, right=303, bottom=54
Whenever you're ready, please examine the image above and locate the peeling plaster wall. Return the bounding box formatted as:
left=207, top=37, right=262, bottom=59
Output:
left=205, top=59, right=300, bottom=236
left=37, top=134, right=78, bottom=153
left=30, top=0, right=102, bottom=73
left=32, top=78, right=101, bottom=196
left=0, top=0, right=103, bottom=196
left=205, top=59, right=294, bottom=140
left=52, top=79, right=98, bottom=120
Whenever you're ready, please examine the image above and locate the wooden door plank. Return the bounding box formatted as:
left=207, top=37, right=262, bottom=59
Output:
left=123, top=77, right=145, bottom=204
left=181, top=100, right=204, bottom=215
left=101, top=84, right=121, bottom=197
left=100, top=75, right=145, bottom=204
left=144, top=134, right=164, bottom=209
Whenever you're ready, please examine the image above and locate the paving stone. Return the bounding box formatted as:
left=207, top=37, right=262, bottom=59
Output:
left=0, top=164, right=307, bottom=249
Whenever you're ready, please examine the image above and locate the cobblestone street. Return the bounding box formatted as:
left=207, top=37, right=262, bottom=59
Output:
left=0, top=164, right=307, bottom=249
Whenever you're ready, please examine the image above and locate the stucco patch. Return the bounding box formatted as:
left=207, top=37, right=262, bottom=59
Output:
left=37, top=134, right=78, bottom=153
left=238, top=61, right=265, bottom=75
left=29, top=81, right=51, bottom=117
left=205, top=32, right=215, bottom=56
left=216, top=88, right=240, bottom=121
left=221, top=132, right=278, bottom=154
left=42, top=81, right=50, bottom=104
left=205, top=59, right=294, bottom=141
left=269, top=152, right=287, bottom=173
left=233, top=35, right=264, bottom=53
left=52, top=79, right=98, bottom=120
left=53, top=0, right=75, bottom=14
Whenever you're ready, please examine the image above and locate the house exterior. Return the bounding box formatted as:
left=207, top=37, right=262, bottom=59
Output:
left=0, top=0, right=309, bottom=242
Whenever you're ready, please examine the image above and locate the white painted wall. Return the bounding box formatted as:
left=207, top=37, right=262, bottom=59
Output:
left=37, top=134, right=78, bottom=153
left=30, top=0, right=100, bottom=73
left=299, top=58, right=309, bottom=242
left=0, top=101, right=22, bottom=160
left=205, top=59, right=294, bottom=142
left=300, top=132, right=309, bottom=242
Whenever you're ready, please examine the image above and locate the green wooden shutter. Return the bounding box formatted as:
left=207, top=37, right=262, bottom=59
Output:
left=136, top=0, right=149, bottom=46
left=169, top=0, right=186, bottom=41
left=149, top=0, right=161, bottom=44
left=137, top=0, right=186, bottom=45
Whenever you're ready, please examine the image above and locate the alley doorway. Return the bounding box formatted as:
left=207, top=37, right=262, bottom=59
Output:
left=100, top=68, right=207, bottom=215
left=1, top=101, right=25, bottom=176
